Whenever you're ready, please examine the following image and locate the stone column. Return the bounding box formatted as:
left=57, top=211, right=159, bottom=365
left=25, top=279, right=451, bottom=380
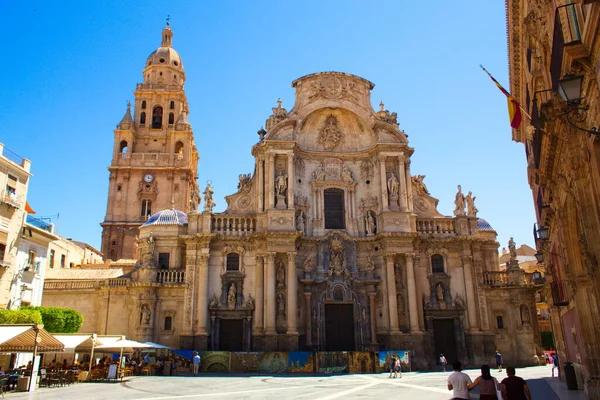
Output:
left=406, top=253, right=420, bottom=332
left=405, top=160, right=413, bottom=212
left=398, top=154, right=407, bottom=211
left=267, top=154, right=275, bottom=209
left=287, top=154, right=294, bottom=209
left=265, top=253, right=277, bottom=335
left=183, top=248, right=196, bottom=334
left=196, top=254, right=210, bottom=335
left=257, top=157, right=264, bottom=212
left=369, top=292, right=377, bottom=343
left=254, top=255, right=264, bottom=334
left=379, top=155, right=389, bottom=211
left=385, top=254, right=400, bottom=333
left=287, top=252, right=298, bottom=334
left=305, top=292, right=312, bottom=346
left=462, top=256, right=480, bottom=330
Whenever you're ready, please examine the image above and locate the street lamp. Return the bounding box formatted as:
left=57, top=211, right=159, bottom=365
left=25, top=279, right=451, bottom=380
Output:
left=257, top=127, right=267, bottom=142
left=536, top=225, right=549, bottom=240
left=535, top=251, right=544, bottom=263
left=557, top=74, right=599, bottom=137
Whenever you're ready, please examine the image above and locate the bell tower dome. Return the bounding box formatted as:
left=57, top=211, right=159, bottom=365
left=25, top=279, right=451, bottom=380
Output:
left=100, top=23, right=200, bottom=261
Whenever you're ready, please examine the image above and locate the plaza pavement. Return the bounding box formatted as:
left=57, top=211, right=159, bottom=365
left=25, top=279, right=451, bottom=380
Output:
left=4, top=365, right=585, bottom=399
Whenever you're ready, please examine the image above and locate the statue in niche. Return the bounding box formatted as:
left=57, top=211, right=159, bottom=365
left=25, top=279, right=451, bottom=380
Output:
left=276, top=261, right=286, bottom=287
left=275, top=171, right=287, bottom=196
left=303, top=253, right=315, bottom=272
left=436, top=283, right=444, bottom=303
left=465, top=191, right=478, bottom=217
left=453, top=185, right=465, bottom=216
left=361, top=307, right=367, bottom=323
left=363, top=252, right=375, bottom=271
left=277, top=293, right=286, bottom=319
left=313, top=164, right=326, bottom=181
left=387, top=173, right=399, bottom=198
left=227, top=283, right=237, bottom=310
left=296, top=211, right=305, bottom=232
left=140, top=304, right=151, bottom=326
left=365, top=212, right=376, bottom=236
left=521, top=305, right=530, bottom=324
left=203, top=182, right=215, bottom=212
left=508, top=237, right=517, bottom=260
left=329, top=238, right=344, bottom=275
left=341, top=166, right=353, bottom=183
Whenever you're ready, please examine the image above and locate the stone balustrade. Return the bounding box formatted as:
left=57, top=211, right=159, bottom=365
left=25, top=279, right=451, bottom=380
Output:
left=44, top=281, right=98, bottom=290
left=108, top=278, right=129, bottom=287
left=211, top=215, right=257, bottom=236
left=112, top=152, right=185, bottom=167
left=482, top=271, right=508, bottom=286
left=157, top=269, right=185, bottom=284
left=416, top=218, right=455, bottom=236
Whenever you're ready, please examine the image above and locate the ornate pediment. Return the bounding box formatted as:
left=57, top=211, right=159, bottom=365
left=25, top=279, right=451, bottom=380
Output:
left=311, top=159, right=354, bottom=183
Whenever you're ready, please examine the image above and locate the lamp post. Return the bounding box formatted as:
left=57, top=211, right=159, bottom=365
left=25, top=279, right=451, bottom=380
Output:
left=536, top=225, right=549, bottom=240
left=557, top=74, right=599, bottom=137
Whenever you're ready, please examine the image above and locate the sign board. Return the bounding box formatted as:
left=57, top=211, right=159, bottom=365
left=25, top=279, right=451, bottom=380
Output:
left=107, top=364, right=118, bottom=379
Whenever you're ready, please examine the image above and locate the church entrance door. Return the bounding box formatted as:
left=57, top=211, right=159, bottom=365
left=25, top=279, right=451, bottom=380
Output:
left=433, top=319, right=457, bottom=364
left=325, top=304, right=355, bottom=351
left=219, top=319, right=244, bottom=351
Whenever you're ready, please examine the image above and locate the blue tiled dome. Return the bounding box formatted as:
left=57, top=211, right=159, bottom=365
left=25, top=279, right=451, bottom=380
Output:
left=141, top=209, right=188, bottom=227
left=477, top=218, right=494, bottom=231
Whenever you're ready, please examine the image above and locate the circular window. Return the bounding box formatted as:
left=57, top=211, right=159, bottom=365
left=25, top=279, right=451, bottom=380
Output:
left=159, top=58, right=166, bottom=63
left=173, top=60, right=179, bottom=66
left=366, top=180, right=371, bottom=185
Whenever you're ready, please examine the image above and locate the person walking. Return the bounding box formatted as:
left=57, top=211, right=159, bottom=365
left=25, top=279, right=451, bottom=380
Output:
left=388, top=355, right=398, bottom=378
left=500, top=366, right=532, bottom=400
left=192, top=351, right=201, bottom=376
left=551, top=353, right=559, bottom=378
left=468, top=365, right=500, bottom=400
left=440, top=354, right=448, bottom=372
left=447, top=361, right=473, bottom=400
left=495, top=350, right=503, bottom=372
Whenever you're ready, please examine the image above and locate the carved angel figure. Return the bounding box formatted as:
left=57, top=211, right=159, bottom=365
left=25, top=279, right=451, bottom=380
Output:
left=411, top=175, right=430, bottom=195
left=313, top=164, right=327, bottom=181
left=341, top=166, right=353, bottom=183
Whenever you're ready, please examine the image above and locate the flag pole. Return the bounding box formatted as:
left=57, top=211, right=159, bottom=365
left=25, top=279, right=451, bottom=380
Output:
left=480, top=65, right=532, bottom=120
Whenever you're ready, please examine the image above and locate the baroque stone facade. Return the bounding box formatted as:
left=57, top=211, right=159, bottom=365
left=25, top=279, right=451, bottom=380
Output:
left=507, top=1, right=600, bottom=397
left=43, top=24, right=541, bottom=369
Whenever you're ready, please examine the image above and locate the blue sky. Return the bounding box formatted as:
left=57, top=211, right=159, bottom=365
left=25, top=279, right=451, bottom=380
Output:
left=2, top=1, right=535, bottom=253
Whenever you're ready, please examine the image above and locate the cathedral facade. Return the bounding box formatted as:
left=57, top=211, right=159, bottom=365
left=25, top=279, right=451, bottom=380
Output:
left=43, top=24, right=541, bottom=369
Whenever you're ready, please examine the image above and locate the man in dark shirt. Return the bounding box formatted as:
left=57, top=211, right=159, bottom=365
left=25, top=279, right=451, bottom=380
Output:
left=501, top=366, right=532, bottom=400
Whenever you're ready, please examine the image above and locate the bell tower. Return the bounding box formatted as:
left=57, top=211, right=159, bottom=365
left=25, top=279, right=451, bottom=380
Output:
left=100, top=23, right=200, bottom=261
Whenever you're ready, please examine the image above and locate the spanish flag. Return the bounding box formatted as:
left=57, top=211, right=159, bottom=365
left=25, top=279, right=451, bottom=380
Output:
left=480, top=65, right=522, bottom=129
left=25, top=202, right=35, bottom=214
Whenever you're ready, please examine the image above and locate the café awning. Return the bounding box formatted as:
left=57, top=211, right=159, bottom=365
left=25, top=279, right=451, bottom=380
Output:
left=0, top=325, right=64, bottom=353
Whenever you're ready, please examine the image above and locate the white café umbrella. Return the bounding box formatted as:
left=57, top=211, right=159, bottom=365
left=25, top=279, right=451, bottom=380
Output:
left=142, top=342, right=170, bottom=349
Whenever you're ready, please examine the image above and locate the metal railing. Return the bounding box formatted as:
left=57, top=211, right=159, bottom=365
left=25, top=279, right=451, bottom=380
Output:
left=550, top=280, right=573, bottom=306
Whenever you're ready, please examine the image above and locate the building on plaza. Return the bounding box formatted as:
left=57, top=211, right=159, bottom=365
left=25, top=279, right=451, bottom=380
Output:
left=507, top=0, right=600, bottom=396
left=0, top=143, right=33, bottom=309
left=43, top=23, right=542, bottom=369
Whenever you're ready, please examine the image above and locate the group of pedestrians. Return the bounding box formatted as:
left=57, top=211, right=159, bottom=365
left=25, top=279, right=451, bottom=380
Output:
left=388, top=354, right=403, bottom=378
left=447, top=360, right=532, bottom=400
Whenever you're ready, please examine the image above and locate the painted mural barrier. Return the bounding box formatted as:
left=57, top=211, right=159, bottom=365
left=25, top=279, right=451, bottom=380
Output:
left=194, top=351, right=409, bottom=374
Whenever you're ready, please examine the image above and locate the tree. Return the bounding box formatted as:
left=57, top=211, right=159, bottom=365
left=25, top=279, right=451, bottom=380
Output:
left=21, top=307, right=83, bottom=333
left=0, top=309, right=42, bottom=324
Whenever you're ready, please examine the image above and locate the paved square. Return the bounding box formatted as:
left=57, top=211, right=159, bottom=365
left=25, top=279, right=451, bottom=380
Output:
left=5, top=365, right=581, bottom=399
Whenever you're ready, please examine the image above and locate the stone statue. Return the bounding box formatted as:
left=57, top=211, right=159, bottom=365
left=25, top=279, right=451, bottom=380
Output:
left=521, top=305, right=530, bottom=323
left=296, top=211, right=305, bottom=232
left=454, top=294, right=465, bottom=309
left=453, top=185, right=465, bottom=216
left=387, top=173, right=400, bottom=198
left=411, top=175, right=430, bottom=195
left=465, top=191, right=478, bottom=217
left=227, top=283, right=237, bottom=309
left=237, top=173, right=252, bottom=193
left=363, top=252, right=375, bottom=271
left=313, top=164, right=326, bottom=181
left=303, top=254, right=315, bottom=272
left=203, top=183, right=215, bottom=212
left=276, top=261, right=285, bottom=287
left=146, top=232, right=155, bottom=255
left=275, top=172, right=287, bottom=196
left=140, top=304, right=151, bottom=325
left=365, top=212, right=376, bottom=236
left=245, top=294, right=255, bottom=310
left=277, top=293, right=286, bottom=318
left=436, top=283, right=444, bottom=303
left=209, top=294, right=219, bottom=308
left=341, top=166, right=353, bottom=183
left=508, top=237, right=517, bottom=260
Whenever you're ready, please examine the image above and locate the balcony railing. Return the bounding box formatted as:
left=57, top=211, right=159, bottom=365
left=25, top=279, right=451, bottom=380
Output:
left=26, top=215, right=53, bottom=232
left=483, top=271, right=508, bottom=286
left=551, top=280, right=573, bottom=306
left=211, top=215, right=257, bottom=236
left=551, top=4, right=585, bottom=90
left=157, top=269, right=185, bottom=284
left=136, top=83, right=184, bottom=91
left=113, top=152, right=185, bottom=167
left=1, top=191, right=23, bottom=209
left=416, top=218, right=455, bottom=236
